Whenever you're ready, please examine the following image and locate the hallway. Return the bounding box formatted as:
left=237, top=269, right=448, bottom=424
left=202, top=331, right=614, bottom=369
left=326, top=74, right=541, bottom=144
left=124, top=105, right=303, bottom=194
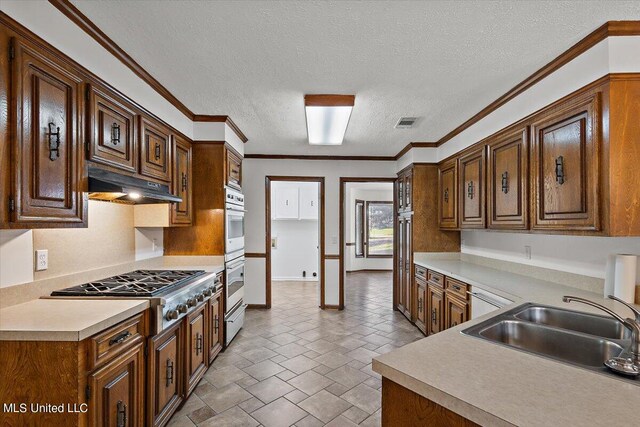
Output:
left=168, top=271, right=423, bottom=427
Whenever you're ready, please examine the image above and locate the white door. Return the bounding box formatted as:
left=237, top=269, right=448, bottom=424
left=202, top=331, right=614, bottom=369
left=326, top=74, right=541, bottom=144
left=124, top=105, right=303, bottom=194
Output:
left=275, top=187, right=299, bottom=219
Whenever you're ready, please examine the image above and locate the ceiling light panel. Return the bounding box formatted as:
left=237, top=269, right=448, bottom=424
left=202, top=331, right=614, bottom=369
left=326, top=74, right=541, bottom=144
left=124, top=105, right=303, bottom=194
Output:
left=304, top=95, right=355, bottom=145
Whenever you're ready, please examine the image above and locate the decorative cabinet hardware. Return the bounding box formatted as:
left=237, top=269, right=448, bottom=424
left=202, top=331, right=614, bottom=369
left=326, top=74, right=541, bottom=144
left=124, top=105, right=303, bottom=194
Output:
left=195, top=333, right=203, bottom=354
left=555, top=155, right=565, bottom=185
left=116, top=400, right=127, bottom=427
left=452, top=284, right=461, bottom=291
left=431, top=309, right=436, bottom=323
left=110, top=122, right=120, bottom=145
left=181, top=172, right=187, bottom=192
left=214, top=315, right=219, bottom=333
left=166, top=358, right=174, bottom=386
left=108, top=331, right=131, bottom=346
left=501, top=171, right=509, bottom=194
left=467, top=181, right=475, bottom=199
left=154, top=143, right=161, bottom=160
left=47, top=122, right=61, bottom=161
left=417, top=298, right=422, bottom=312
left=444, top=188, right=449, bottom=203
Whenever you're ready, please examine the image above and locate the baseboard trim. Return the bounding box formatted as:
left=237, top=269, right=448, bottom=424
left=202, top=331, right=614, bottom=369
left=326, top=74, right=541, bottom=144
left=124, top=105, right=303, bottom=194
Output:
left=246, top=304, right=268, bottom=309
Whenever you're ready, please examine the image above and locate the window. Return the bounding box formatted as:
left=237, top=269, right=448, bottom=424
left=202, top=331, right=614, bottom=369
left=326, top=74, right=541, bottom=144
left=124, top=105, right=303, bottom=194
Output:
left=354, top=200, right=365, bottom=258
left=366, top=201, right=393, bottom=257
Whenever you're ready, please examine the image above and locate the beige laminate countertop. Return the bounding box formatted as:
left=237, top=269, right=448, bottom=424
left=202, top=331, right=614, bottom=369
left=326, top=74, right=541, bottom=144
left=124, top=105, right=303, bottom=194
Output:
left=372, top=253, right=640, bottom=427
left=0, top=299, right=149, bottom=341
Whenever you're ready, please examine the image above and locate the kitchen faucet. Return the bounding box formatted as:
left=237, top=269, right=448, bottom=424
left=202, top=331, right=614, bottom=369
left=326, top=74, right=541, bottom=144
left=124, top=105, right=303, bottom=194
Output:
left=563, top=295, right=640, bottom=366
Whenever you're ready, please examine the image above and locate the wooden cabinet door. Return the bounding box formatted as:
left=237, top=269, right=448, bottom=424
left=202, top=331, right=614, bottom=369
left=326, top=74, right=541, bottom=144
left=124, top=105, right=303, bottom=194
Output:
left=396, top=217, right=406, bottom=312
left=140, top=116, right=171, bottom=182
left=87, top=85, right=137, bottom=173
left=225, top=148, right=242, bottom=189
left=488, top=128, right=528, bottom=229
left=415, top=282, right=427, bottom=334
left=148, top=322, right=182, bottom=427
left=208, top=292, right=223, bottom=365
left=404, top=171, right=413, bottom=212
left=10, top=37, right=86, bottom=226
left=445, top=293, right=468, bottom=329
left=185, top=304, right=207, bottom=396
left=427, top=285, right=444, bottom=335
left=403, top=216, right=412, bottom=318
left=88, top=342, right=144, bottom=427
left=459, top=147, right=485, bottom=228
left=170, top=135, right=192, bottom=225
left=438, top=159, right=458, bottom=229
left=531, top=93, right=600, bottom=231
left=397, top=177, right=404, bottom=212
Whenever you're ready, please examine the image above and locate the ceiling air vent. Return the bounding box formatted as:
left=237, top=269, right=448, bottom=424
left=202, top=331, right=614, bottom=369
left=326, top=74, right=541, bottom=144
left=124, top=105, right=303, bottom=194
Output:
left=395, top=117, right=417, bottom=129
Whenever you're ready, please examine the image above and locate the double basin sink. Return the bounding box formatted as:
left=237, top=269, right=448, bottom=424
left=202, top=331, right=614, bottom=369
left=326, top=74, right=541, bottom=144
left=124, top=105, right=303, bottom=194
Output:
left=462, top=303, right=638, bottom=385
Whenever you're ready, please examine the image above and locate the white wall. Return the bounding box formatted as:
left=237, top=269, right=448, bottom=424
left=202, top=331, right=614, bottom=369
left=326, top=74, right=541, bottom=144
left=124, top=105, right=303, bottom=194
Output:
left=243, top=159, right=398, bottom=306
left=345, top=185, right=394, bottom=272
left=462, top=231, right=640, bottom=283
left=270, top=181, right=319, bottom=281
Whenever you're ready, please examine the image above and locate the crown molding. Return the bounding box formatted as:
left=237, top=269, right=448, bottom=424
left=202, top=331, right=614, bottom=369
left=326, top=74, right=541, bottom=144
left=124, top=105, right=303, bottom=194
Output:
left=192, top=115, right=248, bottom=143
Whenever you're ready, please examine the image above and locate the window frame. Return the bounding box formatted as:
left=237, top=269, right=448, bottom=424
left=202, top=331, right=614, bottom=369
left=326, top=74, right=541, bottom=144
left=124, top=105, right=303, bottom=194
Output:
left=354, top=199, right=365, bottom=258
left=365, top=200, right=394, bottom=258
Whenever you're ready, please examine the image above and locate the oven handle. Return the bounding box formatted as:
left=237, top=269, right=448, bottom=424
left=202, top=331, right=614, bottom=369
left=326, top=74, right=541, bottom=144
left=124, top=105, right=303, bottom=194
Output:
left=226, top=258, right=245, bottom=271
left=226, top=205, right=247, bottom=213
left=226, top=303, right=247, bottom=323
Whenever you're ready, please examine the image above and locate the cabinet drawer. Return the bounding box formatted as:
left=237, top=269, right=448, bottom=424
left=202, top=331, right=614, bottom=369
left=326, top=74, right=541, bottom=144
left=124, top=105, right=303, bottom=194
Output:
left=445, top=277, right=468, bottom=300
left=427, top=270, right=444, bottom=287
left=89, top=312, right=146, bottom=370
left=415, top=265, right=427, bottom=282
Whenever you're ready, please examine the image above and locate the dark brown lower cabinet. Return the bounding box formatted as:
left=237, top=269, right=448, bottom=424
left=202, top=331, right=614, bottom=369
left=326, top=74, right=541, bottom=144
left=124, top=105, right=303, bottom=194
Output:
left=415, top=281, right=427, bottom=334
left=427, top=284, right=444, bottom=335
left=445, top=292, right=469, bottom=329
left=148, top=321, right=183, bottom=427
left=185, top=303, right=208, bottom=396
left=208, top=291, right=224, bottom=365
left=88, top=342, right=145, bottom=427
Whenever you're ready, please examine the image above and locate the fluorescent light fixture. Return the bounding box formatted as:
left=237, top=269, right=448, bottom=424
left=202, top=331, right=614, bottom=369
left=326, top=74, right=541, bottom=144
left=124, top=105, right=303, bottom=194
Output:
left=128, top=192, right=141, bottom=200
left=304, top=95, right=355, bottom=145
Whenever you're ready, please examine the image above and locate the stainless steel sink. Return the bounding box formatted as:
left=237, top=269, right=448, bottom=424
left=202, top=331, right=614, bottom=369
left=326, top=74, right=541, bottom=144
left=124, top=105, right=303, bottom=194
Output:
left=462, top=303, right=639, bottom=385
left=513, top=305, right=631, bottom=340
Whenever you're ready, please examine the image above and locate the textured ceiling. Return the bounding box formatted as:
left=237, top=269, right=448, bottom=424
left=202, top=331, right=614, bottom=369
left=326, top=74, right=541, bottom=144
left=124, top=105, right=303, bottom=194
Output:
left=70, top=1, right=640, bottom=156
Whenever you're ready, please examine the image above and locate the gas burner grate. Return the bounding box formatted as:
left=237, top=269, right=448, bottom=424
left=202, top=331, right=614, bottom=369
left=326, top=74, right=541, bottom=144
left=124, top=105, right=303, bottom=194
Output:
left=51, top=270, right=206, bottom=297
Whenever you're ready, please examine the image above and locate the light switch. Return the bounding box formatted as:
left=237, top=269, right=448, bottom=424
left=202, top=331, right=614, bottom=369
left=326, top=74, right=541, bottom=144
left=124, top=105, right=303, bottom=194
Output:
left=35, top=249, right=48, bottom=271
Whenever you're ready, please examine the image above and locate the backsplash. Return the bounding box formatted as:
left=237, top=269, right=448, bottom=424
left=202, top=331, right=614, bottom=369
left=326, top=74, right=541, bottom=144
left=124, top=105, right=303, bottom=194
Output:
left=0, top=200, right=164, bottom=288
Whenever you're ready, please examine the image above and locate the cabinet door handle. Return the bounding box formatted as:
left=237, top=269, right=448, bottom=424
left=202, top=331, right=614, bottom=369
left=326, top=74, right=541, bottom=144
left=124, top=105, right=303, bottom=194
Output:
left=431, top=309, right=436, bottom=323
left=555, top=156, right=565, bottom=185
left=47, top=122, right=61, bottom=161
left=116, top=400, right=126, bottom=427
left=166, top=358, right=174, bottom=386
left=214, top=314, right=219, bottom=333
left=444, top=188, right=449, bottom=203
left=154, top=143, right=161, bottom=160
left=501, top=171, right=509, bottom=194
left=452, top=284, right=461, bottom=291
left=181, top=172, right=187, bottom=191
left=467, top=181, right=474, bottom=199
left=111, top=122, right=121, bottom=145
left=109, top=331, right=131, bottom=346
left=196, top=333, right=203, bottom=354
left=453, top=321, right=458, bottom=327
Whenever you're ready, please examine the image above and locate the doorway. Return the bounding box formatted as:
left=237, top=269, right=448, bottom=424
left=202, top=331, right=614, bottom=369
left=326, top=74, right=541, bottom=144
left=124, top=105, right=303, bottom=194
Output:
left=266, top=176, right=325, bottom=309
left=339, top=178, right=396, bottom=309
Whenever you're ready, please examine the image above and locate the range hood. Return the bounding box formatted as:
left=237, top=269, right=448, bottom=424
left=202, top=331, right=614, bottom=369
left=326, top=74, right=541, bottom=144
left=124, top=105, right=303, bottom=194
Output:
left=88, top=167, right=182, bottom=204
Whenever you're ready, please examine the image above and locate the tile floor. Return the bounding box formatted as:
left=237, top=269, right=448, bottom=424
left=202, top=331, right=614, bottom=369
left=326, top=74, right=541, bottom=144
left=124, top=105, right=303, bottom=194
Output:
left=168, top=271, right=423, bottom=427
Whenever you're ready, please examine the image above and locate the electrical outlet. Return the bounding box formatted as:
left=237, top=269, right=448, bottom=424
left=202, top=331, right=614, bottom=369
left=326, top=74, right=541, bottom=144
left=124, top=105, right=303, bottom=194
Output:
left=35, top=249, right=48, bottom=271
left=524, top=245, right=532, bottom=260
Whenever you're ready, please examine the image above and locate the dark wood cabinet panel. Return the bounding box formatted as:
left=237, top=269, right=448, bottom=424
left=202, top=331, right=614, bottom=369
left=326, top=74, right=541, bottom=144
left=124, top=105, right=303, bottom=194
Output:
left=404, top=172, right=413, bottom=212
left=415, top=281, right=427, bottom=334
left=438, top=159, right=458, bottom=229
left=10, top=37, right=86, bottom=226
left=88, top=342, right=144, bottom=427
left=185, top=303, right=207, bottom=396
left=427, top=284, right=444, bottom=335
left=208, top=291, right=224, bottom=365
left=459, top=147, right=486, bottom=228
left=531, top=93, right=600, bottom=231
left=488, top=127, right=528, bottom=229
left=140, top=116, right=171, bottom=182
left=445, top=293, right=468, bottom=329
left=148, top=322, right=182, bottom=427
left=225, top=147, right=242, bottom=189
left=87, top=84, right=138, bottom=173
left=170, top=135, right=193, bottom=226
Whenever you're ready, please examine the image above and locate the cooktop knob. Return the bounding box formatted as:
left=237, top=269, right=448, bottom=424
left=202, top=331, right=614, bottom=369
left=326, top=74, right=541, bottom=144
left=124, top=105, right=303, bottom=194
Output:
left=165, top=310, right=178, bottom=321
left=196, top=293, right=204, bottom=302
left=187, top=297, right=197, bottom=307
left=176, top=304, right=187, bottom=314
left=203, top=288, right=212, bottom=297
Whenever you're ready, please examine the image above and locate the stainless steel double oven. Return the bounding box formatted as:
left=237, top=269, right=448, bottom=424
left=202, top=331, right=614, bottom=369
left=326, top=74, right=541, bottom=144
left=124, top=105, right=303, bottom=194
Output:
left=224, top=187, right=246, bottom=345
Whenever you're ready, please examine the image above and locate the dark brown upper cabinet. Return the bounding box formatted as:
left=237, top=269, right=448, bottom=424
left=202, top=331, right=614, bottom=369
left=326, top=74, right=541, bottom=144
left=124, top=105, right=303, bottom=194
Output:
left=225, top=147, right=242, bottom=189
left=140, top=116, right=172, bottom=182
left=488, top=127, right=528, bottom=229
left=458, top=147, right=486, bottom=228
left=530, top=93, right=600, bottom=231
left=9, top=37, right=86, bottom=227
left=438, top=158, right=458, bottom=229
left=170, top=135, right=193, bottom=226
left=87, top=84, right=138, bottom=173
